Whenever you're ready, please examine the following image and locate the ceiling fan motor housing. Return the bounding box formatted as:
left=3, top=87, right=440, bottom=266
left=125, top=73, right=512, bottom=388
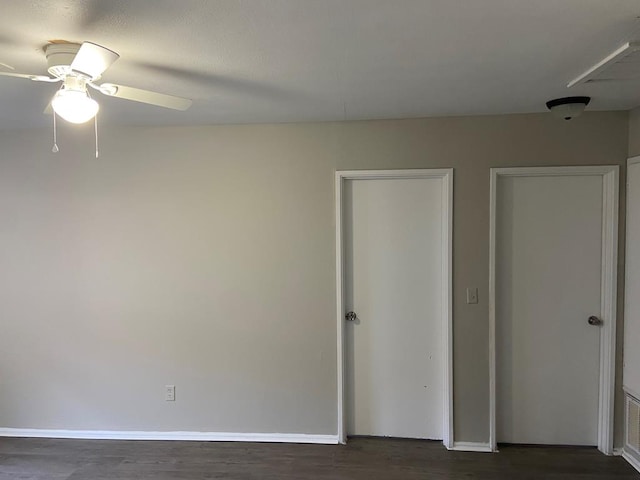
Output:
left=44, top=43, right=81, bottom=79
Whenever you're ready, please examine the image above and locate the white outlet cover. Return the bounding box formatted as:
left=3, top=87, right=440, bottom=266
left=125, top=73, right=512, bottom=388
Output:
left=165, top=385, right=175, bottom=401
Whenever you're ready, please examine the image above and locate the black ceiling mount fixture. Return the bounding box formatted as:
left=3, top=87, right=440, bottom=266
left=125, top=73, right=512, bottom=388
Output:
left=546, top=96, right=591, bottom=120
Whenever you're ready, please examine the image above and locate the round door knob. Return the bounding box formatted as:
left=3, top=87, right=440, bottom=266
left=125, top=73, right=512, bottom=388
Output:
left=345, top=311, right=357, bottom=321
left=588, top=315, right=603, bottom=326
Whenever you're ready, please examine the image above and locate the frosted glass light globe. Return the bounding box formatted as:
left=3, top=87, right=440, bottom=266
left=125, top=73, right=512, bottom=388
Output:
left=51, top=88, right=99, bottom=124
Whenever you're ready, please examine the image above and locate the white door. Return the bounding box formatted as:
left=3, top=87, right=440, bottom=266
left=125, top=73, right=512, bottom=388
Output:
left=344, top=176, right=445, bottom=439
left=495, top=172, right=609, bottom=446
left=624, top=157, right=640, bottom=401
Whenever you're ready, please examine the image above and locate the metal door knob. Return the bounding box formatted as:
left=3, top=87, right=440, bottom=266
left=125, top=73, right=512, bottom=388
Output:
left=345, top=311, right=357, bottom=322
left=588, top=315, right=603, bottom=326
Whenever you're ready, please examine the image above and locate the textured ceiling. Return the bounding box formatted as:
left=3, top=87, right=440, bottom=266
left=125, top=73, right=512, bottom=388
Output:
left=0, top=0, right=639, bottom=129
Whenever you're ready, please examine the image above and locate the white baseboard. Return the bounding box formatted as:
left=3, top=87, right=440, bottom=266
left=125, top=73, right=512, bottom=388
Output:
left=622, top=449, right=640, bottom=474
left=448, top=441, right=493, bottom=453
left=0, top=428, right=339, bottom=444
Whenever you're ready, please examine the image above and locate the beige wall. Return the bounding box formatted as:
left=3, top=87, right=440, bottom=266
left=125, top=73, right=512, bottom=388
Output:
left=0, top=112, right=629, bottom=443
left=630, top=107, right=640, bottom=157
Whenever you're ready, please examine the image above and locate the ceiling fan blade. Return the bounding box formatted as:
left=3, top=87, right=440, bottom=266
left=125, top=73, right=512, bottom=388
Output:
left=70, top=42, right=119, bottom=79
left=0, top=71, right=58, bottom=82
left=98, top=83, right=192, bottom=111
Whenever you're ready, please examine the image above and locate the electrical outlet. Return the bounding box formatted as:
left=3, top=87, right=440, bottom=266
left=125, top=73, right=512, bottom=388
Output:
left=165, top=385, right=175, bottom=402
left=466, top=287, right=478, bottom=304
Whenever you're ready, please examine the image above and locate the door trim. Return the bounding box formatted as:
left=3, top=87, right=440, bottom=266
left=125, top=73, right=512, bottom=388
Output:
left=488, top=165, right=619, bottom=454
left=335, top=169, right=454, bottom=447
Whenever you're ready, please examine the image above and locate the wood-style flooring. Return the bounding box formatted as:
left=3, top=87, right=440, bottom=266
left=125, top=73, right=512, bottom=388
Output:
left=0, top=436, right=638, bottom=479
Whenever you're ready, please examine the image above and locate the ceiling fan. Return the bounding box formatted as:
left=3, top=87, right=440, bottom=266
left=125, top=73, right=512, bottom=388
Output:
left=0, top=41, right=192, bottom=124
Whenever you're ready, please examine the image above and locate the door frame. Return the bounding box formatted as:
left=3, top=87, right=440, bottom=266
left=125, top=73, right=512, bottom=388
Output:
left=488, top=165, right=619, bottom=454
left=335, top=168, right=454, bottom=447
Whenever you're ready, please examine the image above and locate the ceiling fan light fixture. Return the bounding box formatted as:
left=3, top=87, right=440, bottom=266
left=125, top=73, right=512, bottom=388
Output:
left=2, top=39, right=192, bottom=131
left=51, top=84, right=99, bottom=124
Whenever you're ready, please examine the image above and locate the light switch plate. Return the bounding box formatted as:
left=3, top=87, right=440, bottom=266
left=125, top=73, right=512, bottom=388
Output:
left=466, top=287, right=478, bottom=304
left=165, top=385, right=175, bottom=401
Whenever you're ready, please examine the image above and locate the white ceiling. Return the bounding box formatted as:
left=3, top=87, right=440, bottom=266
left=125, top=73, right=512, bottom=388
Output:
left=0, top=0, right=639, bottom=129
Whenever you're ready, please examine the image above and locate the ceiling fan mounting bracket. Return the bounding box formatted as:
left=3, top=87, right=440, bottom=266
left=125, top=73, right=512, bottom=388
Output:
left=44, top=42, right=81, bottom=79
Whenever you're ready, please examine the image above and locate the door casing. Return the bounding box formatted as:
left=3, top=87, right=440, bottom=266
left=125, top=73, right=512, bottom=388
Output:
left=488, top=166, right=619, bottom=455
left=335, top=169, right=453, bottom=448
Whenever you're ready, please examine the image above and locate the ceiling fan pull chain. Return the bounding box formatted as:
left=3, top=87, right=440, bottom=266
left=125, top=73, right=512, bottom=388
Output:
left=94, top=113, right=99, bottom=159
left=52, top=112, right=59, bottom=153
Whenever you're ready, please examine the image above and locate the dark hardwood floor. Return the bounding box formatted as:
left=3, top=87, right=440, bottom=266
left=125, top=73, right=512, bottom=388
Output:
left=0, top=436, right=637, bottom=479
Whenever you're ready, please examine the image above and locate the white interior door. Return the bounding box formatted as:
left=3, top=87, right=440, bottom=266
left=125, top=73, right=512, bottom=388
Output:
left=344, top=176, right=445, bottom=440
left=495, top=173, right=606, bottom=446
left=624, top=157, right=640, bottom=400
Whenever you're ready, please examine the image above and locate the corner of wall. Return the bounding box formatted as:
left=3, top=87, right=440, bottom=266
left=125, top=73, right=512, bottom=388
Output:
left=629, top=107, right=640, bottom=157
